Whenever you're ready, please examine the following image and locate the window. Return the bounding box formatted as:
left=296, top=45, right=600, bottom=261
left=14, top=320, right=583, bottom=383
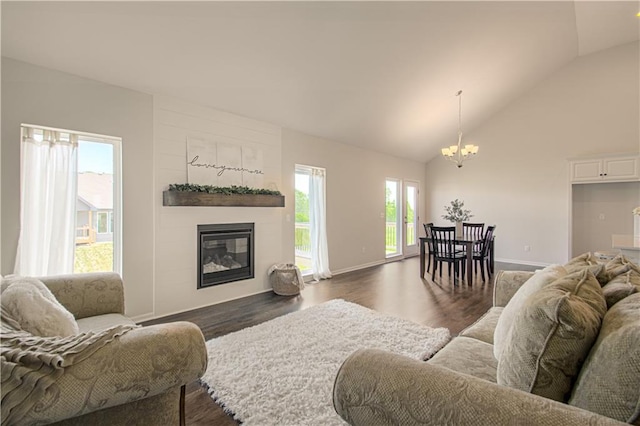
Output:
left=295, top=165, right=331, bottom=280
left=16, top=124, right=122, bottom=276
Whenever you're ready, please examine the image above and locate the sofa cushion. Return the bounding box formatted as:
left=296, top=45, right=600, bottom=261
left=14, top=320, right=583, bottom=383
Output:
left=601, top=270, right=640, bottom=309
left=497, top=269, right=606, bottom=402
left=459, top=307, right=503, bottom=344
left=493, top=264, right=567, bottom=360
left=428, top=336, right=498, bottom=383
left=569, top=293, right=640, bottom=423
left=1, top=276, right=79, bottom=337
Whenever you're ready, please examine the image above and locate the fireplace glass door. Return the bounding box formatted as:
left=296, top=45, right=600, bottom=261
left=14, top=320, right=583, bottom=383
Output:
left=198, top=223, right=254, bottom=288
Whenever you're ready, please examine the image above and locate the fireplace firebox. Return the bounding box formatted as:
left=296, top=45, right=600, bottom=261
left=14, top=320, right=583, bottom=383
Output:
left=197, top=223, right=254, bottom=288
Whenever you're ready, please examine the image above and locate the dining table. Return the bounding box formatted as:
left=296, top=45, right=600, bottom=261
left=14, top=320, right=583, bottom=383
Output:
left=419, top=236, right=495, bottom=285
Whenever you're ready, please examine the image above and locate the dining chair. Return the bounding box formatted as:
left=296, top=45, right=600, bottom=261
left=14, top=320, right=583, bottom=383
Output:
left=455, top=222, right=485, bottom=256
left=430, top=226, right=466, bottom=281
left=473, top=225, right=496, bottom=282
left=423, top=223, right=434, bottom=274
left=462, top=222, right=485, bottom=242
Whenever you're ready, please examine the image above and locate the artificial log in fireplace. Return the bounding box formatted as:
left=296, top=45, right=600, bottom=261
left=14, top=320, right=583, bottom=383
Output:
left=197, top=223, right=254, bottom=288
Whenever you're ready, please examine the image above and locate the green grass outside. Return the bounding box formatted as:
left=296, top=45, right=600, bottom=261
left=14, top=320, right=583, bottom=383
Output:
left=75, top=242, right=113, bottom=273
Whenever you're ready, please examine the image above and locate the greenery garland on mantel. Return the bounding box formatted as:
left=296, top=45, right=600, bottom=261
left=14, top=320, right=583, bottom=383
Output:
left=168, top=183, right=282, bottom=196
left=164, top=184, right=284, bottom=207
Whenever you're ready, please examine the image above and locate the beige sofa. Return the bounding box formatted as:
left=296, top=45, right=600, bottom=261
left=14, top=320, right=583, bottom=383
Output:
left=333, top=261, right=640, bottom=425
left=1, top=272, right=207, bottom=425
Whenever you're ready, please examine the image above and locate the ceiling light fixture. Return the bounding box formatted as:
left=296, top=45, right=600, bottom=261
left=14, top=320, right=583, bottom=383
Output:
left=441, top=90, right=479, bottom=168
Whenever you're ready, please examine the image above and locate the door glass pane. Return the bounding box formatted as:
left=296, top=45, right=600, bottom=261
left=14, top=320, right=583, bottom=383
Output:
left=97, top=212, right=108, bottom=233
left=405, top=185, right=417, bottom=247
left=385, top=179, right=401, bottom=257
left=295, top=168, right=311, bottom=273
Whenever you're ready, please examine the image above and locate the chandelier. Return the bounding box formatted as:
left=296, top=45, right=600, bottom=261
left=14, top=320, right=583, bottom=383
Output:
left=441, top=90, right=479, bottom=168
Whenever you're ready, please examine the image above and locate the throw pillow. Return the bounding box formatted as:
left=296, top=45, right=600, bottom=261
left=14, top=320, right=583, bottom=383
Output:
left=564, top=253, right=609, bottom=285
left=565, top=252, right=599, bottom=269
left=605, top=253, right=640, bottom=280
left=569, top=293, right=640, bottom=423
left=497, top=269, right=606, bottom=402
left=577, top=264, right=609, bottom=286
left=1, top=276, right=79, bottom=337
left=601, top=270, right=640, bottom=309
left=493, top=264, right=567, bottom=360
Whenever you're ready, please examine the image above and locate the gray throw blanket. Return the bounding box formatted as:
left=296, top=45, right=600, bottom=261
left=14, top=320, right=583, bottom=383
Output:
left=1, top=306, right=137, bottom=425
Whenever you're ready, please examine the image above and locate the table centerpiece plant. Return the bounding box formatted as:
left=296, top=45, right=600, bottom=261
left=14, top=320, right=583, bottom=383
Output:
left=442, top=199, right=473, bottom=236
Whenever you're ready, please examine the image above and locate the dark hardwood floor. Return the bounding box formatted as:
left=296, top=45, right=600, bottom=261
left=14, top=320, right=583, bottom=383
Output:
left=143, top=257, right=537, bottom=425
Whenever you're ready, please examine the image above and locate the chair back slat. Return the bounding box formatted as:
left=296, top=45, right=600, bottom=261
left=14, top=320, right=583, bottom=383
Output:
left=462, top=222, right=485, bottom=241
left=481, top=225, right=496, bottom=257
left=430, top=226, right=457, bottom=258
left=424, top=223, right=435, bottom=252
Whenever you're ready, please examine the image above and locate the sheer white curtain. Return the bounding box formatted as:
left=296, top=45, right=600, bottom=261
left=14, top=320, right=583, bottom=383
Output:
left=309, top=167, right=332, bottom=281
left=15, top=127, right=78, bottom=275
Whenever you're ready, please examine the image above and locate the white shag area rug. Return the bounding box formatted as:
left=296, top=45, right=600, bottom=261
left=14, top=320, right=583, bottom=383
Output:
left=201, top=299, right=451, bottom=425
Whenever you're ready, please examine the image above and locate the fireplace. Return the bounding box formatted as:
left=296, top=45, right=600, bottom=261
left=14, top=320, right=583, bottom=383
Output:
left=197, top=223, right=254, bottom=288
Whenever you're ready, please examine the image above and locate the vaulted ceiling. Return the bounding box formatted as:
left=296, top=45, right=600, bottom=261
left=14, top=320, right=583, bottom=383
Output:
left=2, top=1, right=639, bottom=162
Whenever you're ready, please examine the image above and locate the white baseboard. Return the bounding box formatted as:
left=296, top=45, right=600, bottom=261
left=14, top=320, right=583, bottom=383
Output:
left=330, top=260, right=387, bottom=276
left=133, top=288, right=274, bottom=323
left=495, top=257, right=550, bottom=268
left=131, top=312, right=156, bottom=323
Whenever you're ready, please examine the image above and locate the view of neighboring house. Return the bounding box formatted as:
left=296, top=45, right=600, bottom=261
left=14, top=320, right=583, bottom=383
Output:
left=76, top=172, right=113, bottom=245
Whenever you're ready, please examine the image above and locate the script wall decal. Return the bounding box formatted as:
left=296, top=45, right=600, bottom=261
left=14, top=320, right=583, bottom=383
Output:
left=187, top=137, right=264, bottom=187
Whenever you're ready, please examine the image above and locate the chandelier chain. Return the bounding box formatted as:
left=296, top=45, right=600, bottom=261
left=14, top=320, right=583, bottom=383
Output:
left=457, top=90, right=462, bottom=137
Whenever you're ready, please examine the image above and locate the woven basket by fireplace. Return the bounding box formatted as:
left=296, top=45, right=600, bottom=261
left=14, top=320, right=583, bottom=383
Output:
left=268, top=263, right=305, bottom=296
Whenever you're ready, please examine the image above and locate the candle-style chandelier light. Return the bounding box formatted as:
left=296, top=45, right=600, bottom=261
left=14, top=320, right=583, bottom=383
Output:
left=441, top=90, right=479, bottom=168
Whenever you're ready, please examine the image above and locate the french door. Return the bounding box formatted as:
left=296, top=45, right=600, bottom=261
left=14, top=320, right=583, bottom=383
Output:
left=385, top=179, right=419, bottom=259
left=403, top=181, right=419, bottom=257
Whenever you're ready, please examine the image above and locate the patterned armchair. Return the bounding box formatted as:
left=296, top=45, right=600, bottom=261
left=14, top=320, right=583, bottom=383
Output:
left=1, top=273, right=207, bottom=426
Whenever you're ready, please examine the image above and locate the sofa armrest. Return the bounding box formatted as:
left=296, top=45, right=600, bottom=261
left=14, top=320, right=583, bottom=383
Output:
left=333, top=349, right=624, bottom=426
left=492, top=270, right=535, bottom=307
left=22, top=321, right=208, bottom=425
left=39, top=272, right=125, bottom=319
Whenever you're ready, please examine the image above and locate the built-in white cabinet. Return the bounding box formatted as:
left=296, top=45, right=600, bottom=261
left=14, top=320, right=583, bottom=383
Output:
left=570, top=155, right=640, bottom=183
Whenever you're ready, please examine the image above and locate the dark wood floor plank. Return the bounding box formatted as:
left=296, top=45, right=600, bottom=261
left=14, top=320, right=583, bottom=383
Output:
left=143, top=257, right=537, bottom=425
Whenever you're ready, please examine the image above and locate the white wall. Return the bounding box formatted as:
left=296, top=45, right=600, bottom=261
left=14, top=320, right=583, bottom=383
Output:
left=572, top=182, right=640, bottom=255
left=425, top=42, right=639, bottom=266
left=8, top=41, right=633, bottom=318
left=152, top=96, right=283, bottom=319
left=0, top=58, right=426, bottom=321
left=1, top=58, right=155, bottom=317
left=281, top=129, right=427, bottom=273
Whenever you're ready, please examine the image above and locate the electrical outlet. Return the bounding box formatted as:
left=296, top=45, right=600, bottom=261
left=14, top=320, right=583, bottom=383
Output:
left=599, top=213, right=605, bottom=220
left=362, top=247, right=366, bottom=253
left=524, top=245, right=531, bottom=252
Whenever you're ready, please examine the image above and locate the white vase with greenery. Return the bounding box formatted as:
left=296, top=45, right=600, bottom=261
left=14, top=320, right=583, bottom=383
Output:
left=442, top=199, right=473, bottom=237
